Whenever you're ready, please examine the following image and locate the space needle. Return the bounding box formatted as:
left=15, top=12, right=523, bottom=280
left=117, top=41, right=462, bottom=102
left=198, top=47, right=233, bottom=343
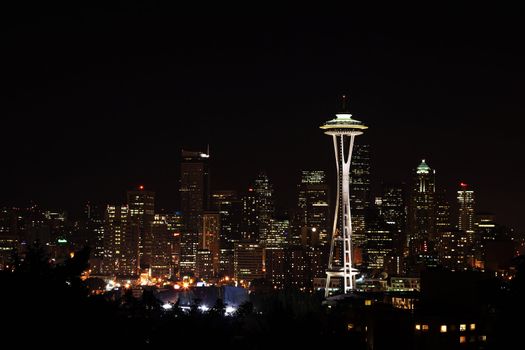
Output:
left=321, top=96, right=368, bottom=297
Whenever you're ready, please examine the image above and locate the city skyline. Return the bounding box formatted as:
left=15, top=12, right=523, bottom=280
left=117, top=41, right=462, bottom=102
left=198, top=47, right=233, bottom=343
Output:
left=2, top=4, right=524, bottom=348
left=2, top=4, right=524, bottom=233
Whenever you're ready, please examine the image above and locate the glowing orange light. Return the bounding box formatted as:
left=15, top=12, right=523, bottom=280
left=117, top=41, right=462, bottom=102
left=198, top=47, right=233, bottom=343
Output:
left=139, top=185, right=144, bottom=190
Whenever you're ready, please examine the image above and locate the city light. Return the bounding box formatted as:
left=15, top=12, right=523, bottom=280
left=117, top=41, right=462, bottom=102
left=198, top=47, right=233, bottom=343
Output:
left=225, top=306, right=236, bottom=315
left=162, top=303, right=173, bottom=310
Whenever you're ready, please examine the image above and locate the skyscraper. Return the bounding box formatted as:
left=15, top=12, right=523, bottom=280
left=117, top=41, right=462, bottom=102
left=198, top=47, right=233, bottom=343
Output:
left=127, top=187, right=155, bottom=269
left=408, top=160, right=436, bottom=260
left=180, top=149, right=210, bottom=276
left=201, top=211, right=220, bottom=277
left=363, top=208, right=394, bottom=273
left=349, top=144, right=371, bottom=251
left=457, top=182, right=475, bottom=234
left=296, top=170, right=331, bottom=246
left=150, top=214, right=172, bottom=278
left=377, top=183, right=407, bottom=274
left=254, top=172, right=274, bottom=246
left=234, top=242, right=264, bottom=284
left=320, top=96, right=368, bottom=295
left=103, top=205, right=137, bottom=276
left=211, top=190, right=242, bottom=278
left=240, top=188, right=258, bottom=241
left=211, top=190, right=242, bottom=246
left=0, top=208, right=18, bottom=270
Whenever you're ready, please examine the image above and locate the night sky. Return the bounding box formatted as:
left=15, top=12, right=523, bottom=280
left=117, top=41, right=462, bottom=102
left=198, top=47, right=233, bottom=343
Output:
left=2, top=3, right=524, bottom=231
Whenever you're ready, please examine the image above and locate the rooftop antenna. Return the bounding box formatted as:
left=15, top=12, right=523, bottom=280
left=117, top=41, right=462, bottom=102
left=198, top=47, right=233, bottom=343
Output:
left=341, top=94, right=349, bottom=112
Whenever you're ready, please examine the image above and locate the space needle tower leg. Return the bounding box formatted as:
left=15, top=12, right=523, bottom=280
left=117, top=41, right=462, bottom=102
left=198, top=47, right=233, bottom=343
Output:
left=321, top=96, right=367, bottom=298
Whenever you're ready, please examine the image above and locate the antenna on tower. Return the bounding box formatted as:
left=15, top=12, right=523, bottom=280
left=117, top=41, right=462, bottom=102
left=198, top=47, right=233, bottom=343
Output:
left=341, top=94, right=349, bottom=112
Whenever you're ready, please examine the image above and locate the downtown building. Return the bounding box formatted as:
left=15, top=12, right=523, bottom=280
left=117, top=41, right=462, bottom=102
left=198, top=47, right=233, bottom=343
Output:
left=349, top=144, right=371, bottom=266
left=179, top=149, right=210, bottom=277
left=407, top=160, right=439, bottom=271
left=211, top=190, right=242, bottom=278
left=127, top=187, right=155, bottom=270
left=375, top=183, right=407, bottom=275
left=150, top=214, right=173, bottom=278
left=102, top=205, right=138, bottom=276
left=295, top=170, right=331, bottom=247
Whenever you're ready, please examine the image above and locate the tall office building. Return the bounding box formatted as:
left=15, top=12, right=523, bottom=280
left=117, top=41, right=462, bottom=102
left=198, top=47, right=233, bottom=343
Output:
left=377, top=183, right=407, bottom=273
left=458, top=182, right=475, bottom=234
left=127, top=187, right=155, bottom=269
left=164, top=212, right=184, bottom=278
left=349, top=144, right=371, bottom=250
left=436, top=229, right=469, bottom=272
left=296, top=170, right=330, bottom=246
left=363, top=208, right=394, bottom=273
left=180, top=149, right=210, bottom=276
left=254, top=172, right=274, bottom=246
left=240, top=188, right=258, bottom=241
left=201, top=211, right=220, bottom=276
left=234, top=242, right=264, bottom=283
left=150, top=214, right=172, bottom=278
left=408, top=160, right=436, bottom=259
left=0, top=208, right=18, bottom=270
left=267, top=218, right=289, bottom=249
left=103, top=205, right=138, bottom=276
left=211, top=190, right=242, bottom=246
left=436, top=189, right=452, bottom=232
left=211, top=190, right=241, bottom=278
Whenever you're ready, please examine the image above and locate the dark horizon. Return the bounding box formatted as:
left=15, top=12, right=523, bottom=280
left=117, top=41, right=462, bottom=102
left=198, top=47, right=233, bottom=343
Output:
left=2, top=3, right=524, bottom=231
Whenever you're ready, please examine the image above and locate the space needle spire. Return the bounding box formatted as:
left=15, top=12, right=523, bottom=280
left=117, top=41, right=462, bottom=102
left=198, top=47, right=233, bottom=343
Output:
left=320, top=96, right=368, bottom=297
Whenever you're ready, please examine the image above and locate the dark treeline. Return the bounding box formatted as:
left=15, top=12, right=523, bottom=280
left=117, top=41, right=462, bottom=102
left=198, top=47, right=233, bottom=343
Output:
left=1, top=246, right=524, bottom=349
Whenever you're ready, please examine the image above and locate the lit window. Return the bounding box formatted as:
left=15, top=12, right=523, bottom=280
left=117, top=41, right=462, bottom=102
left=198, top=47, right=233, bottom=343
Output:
left=415, top=324, right=421, bottom=331
left=459, top=324, right=466, bottom=332
left=347, top=323, right=354, bottom=331
left=479, top=335, right=486, bottom=342
left=459, top=336, right=466, bottom=344
left=365, top=300, right=372, bottom=306
left=470, top=323, right=476, bottom=331
left=440, top=325, right=447, bottom=333
left=422, top=325, right=429, bottom=331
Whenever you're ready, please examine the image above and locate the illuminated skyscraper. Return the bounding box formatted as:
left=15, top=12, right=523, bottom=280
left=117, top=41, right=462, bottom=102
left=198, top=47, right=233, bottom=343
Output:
left=127, top=187, right=155, bottom=269
left=296, top=170, right=330, bottom=246
left=408, top=160, right=436, bottom=258
left=254, top=172, right=274, bottom=246
left=320, top=96, right=368, bottom=296
left=234, top=242, right=264, bottom=283
left=211, top=190, right=242, bottom=246
left=349, top=144, right=371, bottom=252
left=211, top=190, right=241, bottom=278
left=201, top=211, right=220, bottom=276
left=363, top=208, right=394, bottom=272
left=0, top=208, right=18, bottom=270
left=240, top=188, right=258, bottom=241
left=150, top=214, right=172, bottom=278
left=103, top=205, right=138, bottom=275
left=180, top=149, right=210, bottom=276
left=458, top=182, right=475, bottom=234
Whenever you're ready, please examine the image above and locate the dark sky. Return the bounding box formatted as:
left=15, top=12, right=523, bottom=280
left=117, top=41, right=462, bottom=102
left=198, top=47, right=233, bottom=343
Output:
left=1, top=3, right=524, bottom=231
